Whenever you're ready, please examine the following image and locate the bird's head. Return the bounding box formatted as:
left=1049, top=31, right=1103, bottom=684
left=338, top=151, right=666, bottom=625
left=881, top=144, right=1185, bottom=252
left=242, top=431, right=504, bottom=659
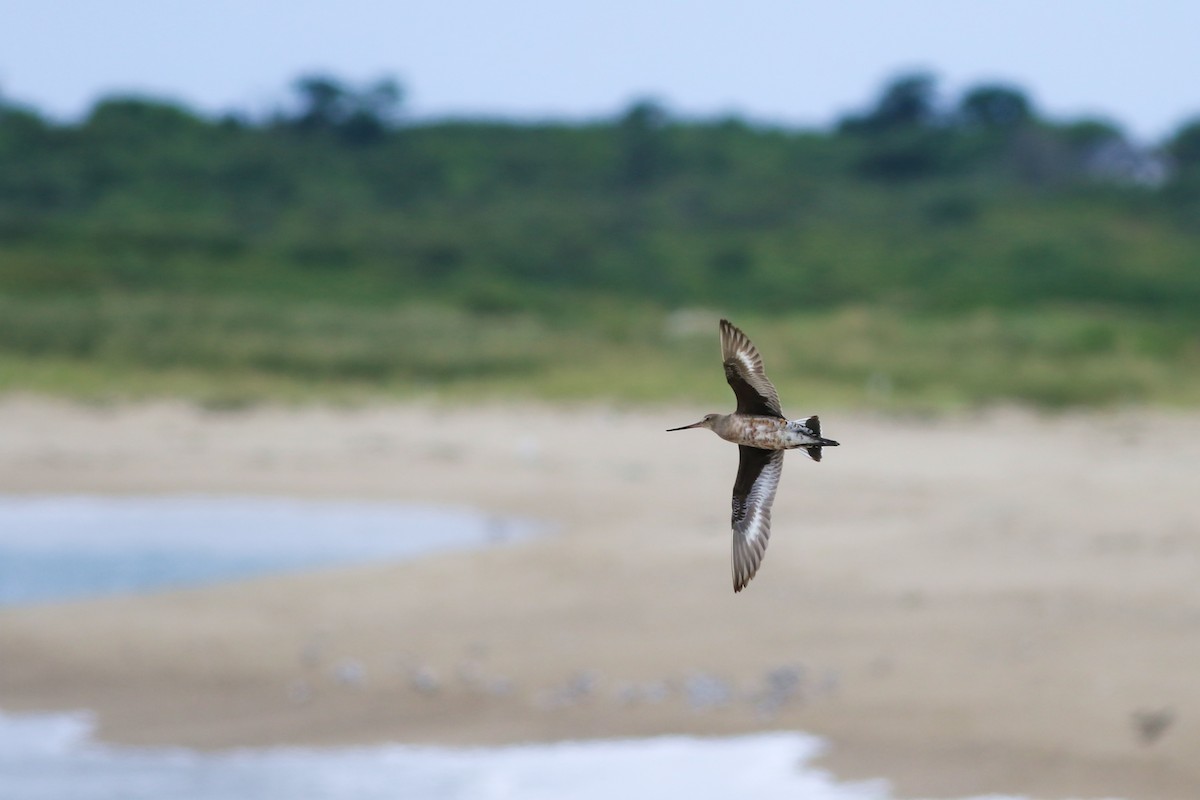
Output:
left=666, top=413, right=720, bottom=432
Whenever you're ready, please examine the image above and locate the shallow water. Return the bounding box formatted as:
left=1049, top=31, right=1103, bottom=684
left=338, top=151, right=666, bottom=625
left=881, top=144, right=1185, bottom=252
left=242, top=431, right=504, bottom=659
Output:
left=0, top=709, right=968, bottom=800
left=0, top=495, right=534, bottom=605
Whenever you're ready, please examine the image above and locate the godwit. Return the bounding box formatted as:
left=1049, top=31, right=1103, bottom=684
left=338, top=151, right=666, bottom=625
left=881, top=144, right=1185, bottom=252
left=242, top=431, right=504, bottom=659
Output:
left=668, top=319, right=839, bottom=592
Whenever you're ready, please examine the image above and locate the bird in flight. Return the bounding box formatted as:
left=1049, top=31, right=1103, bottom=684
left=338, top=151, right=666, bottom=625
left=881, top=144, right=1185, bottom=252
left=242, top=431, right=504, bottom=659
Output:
left=668, top=319, right=839, bottom=592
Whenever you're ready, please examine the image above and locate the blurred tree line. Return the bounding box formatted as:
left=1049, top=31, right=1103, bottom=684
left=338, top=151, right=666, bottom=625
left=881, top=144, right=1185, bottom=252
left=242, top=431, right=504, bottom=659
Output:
left=1, top=70, right=1199, bottom=319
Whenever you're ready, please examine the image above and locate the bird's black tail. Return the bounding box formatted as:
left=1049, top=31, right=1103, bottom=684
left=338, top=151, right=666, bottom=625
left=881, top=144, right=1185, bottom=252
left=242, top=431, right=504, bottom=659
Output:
left=802, top=415, right=839, bottom=461
left=805, top=437, right=840, bottom=462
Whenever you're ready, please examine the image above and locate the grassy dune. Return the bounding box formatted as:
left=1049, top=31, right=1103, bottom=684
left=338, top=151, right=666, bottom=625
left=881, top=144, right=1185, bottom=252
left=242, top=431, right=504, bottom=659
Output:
left=1, top=294, right=1196, bottom=409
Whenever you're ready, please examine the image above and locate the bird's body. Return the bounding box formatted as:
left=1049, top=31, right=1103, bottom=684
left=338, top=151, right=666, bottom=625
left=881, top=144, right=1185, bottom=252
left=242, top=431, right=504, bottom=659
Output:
left=668, top=319, right=840, bottom=592
left=706, top=413, right=831, bottom=453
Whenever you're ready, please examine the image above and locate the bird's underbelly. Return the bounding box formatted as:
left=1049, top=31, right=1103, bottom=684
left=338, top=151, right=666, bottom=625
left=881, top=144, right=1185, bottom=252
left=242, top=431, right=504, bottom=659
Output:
left=720, top=417, right=820, bottom=450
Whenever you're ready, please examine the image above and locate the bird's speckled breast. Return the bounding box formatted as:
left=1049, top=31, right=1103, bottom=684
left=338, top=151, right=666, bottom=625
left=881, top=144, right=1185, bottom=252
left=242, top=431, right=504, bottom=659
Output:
left=717, top=416, right=820, bottom=450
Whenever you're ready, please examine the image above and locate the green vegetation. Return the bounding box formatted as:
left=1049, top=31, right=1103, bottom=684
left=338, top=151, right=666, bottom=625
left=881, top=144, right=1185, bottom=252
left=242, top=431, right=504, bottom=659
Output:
left=1, top=72, right=1199, bottom=409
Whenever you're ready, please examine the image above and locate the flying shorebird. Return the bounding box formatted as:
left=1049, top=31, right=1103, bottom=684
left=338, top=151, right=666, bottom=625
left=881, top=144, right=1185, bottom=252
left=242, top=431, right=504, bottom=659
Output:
left=668, top=319, right=840, bottom=592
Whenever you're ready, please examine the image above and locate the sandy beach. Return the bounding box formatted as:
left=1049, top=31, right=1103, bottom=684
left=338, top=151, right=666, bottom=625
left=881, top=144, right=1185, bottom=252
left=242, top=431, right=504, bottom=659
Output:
left=1, top=396, right=1198, bottom=799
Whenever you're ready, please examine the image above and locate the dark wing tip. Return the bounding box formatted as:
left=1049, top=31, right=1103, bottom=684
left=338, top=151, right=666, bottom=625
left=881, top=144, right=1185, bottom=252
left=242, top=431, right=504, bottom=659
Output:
left=719, top=318, right=750, bottom=356
left=719, top=319, right=742, bottom=345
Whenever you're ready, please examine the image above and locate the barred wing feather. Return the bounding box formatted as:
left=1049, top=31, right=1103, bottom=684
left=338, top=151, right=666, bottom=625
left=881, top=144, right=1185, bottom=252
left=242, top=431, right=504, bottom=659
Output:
left=731, top=446, right=784, bottom=592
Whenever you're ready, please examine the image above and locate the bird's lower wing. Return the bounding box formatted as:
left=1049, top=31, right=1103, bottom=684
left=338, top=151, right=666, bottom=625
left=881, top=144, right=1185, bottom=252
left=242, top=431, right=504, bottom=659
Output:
left=731, top=446, right=784, bottom=592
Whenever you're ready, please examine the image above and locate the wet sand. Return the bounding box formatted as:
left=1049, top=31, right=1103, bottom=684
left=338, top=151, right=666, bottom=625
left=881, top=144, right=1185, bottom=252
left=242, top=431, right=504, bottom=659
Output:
left=1, top=397, right=1198, bottom=799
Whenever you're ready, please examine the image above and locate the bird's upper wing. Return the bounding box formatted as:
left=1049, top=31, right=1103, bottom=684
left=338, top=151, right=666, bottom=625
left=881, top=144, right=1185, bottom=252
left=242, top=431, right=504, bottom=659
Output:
left=720, top=319, right=783, bottom=418
left=731, top=446, right=784, bottom=592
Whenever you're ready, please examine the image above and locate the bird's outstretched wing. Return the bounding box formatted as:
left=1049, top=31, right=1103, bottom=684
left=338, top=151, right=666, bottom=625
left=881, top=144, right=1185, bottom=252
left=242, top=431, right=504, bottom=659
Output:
left=731, top=446, right=784, bottom=592
left=720, top=319, right=783, bottom=418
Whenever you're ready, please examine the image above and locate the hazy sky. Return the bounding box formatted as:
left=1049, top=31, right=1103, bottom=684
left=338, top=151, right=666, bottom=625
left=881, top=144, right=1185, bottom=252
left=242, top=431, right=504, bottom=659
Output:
left=2, top=1, right=1197, bottom=141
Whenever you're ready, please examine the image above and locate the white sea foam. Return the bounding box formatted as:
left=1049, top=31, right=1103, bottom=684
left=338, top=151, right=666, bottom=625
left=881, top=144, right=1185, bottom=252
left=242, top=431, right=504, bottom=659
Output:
left=0, top=709, right=1071, bottom=800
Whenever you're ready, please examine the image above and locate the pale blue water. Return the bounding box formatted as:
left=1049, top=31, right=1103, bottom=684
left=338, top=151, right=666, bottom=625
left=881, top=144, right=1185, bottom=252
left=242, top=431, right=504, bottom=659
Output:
left=0, top=495, right=532, bottom=606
